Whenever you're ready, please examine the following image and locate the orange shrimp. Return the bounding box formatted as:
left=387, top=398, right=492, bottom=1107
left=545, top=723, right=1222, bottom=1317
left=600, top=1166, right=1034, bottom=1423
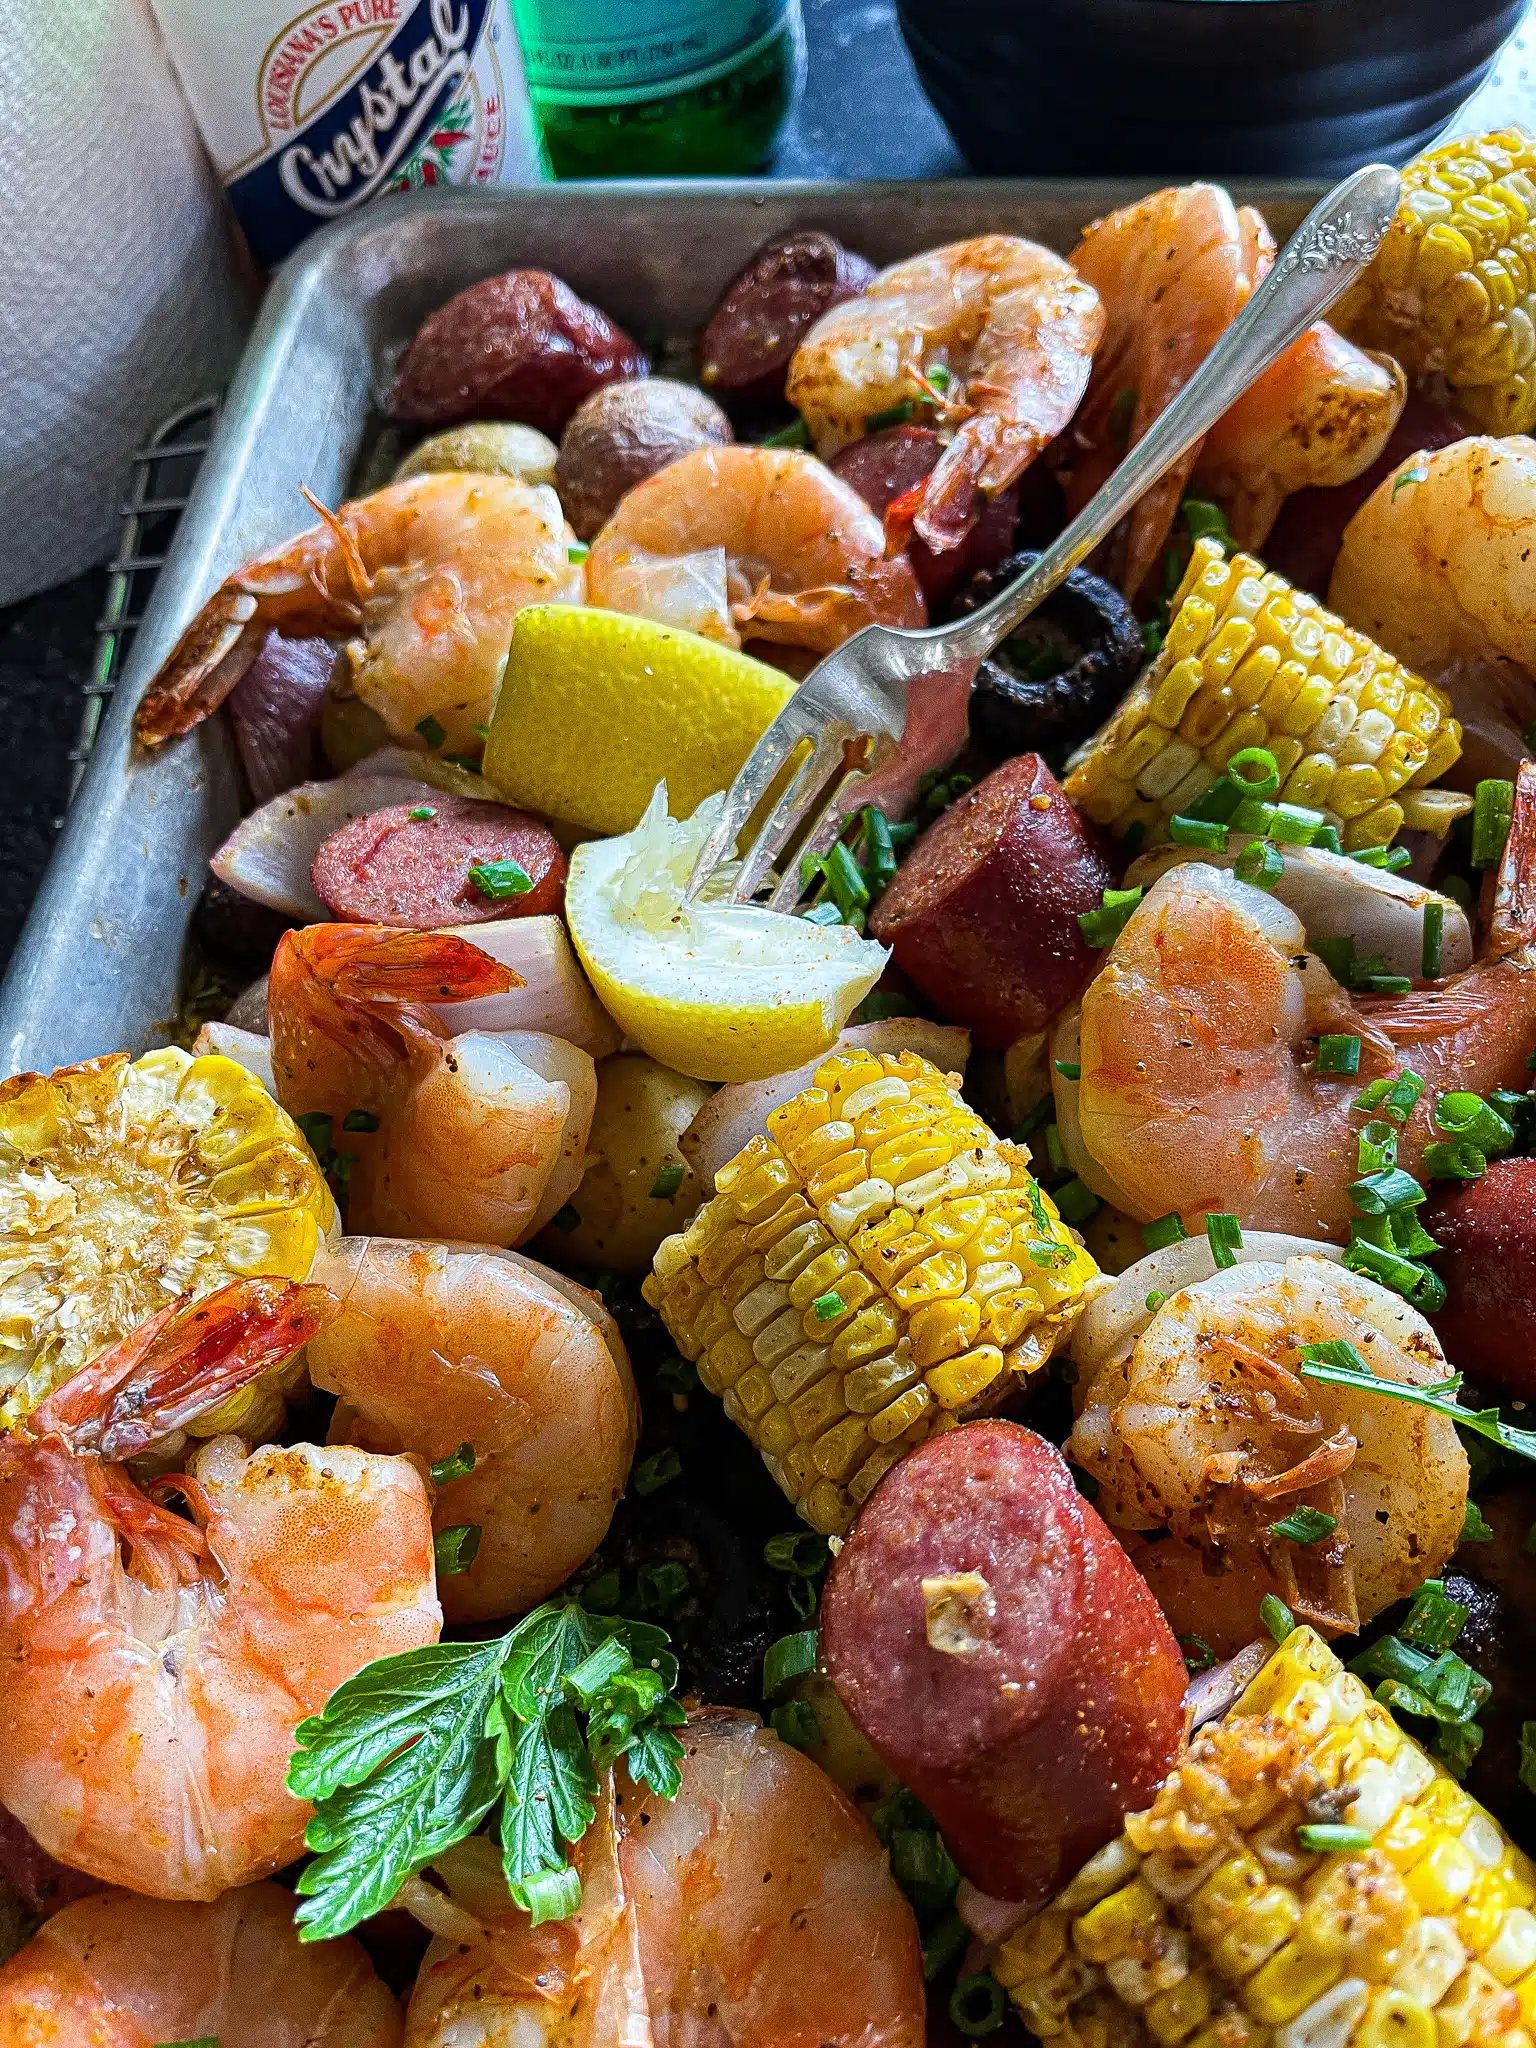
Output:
left=0, top=1279, right=440, bottom=1899
left=267, top=923, right=596, bottom=1246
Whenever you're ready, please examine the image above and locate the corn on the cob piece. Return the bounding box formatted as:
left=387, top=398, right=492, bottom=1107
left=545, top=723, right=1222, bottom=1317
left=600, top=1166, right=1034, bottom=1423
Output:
left=1334, top=129, right=1536, bottom=437
left=1064, top=539, right=1470, bottom=853
left=998, top=1626, right=1536, bottom=2048
left=642, top=1046, right=1097, bottom=1535
left=0, top=1047, right=333, bottom=1433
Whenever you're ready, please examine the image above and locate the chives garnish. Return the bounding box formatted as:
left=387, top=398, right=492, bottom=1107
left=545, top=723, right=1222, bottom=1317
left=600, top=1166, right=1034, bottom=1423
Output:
left=923, top=362, right=952, bottom=393
left=407, top=804, right=436, bottom=821
left=1261, top=1593, right=1296, bottom=1642
left=1353, top=1070, right=1423, bottom=1123
left=1267, top=801, right=1325, bottom=846
left=1343, top=1234, right=1447, bottom=1310
left=823, top=840, right=870, bottom=920
left=1206, top=1212, right=1243, bottom=1269
left=1055, top=1176, right=1100, bottom=1225
left=1226, top=747, right=1281, bottom=798
left=802, top=902, right=843, bottom=926
left=1296, top=1823, right=1374, bottom=1853
left=1422, top=899, right=1445, bottom=979
left=1182, top=498, right=1235, bottom=552
left=1012, top=1098, right=1055, bottom=1142
left=1358, top=1119, right=1398, bottom=1174
left=468, top=857, right=534, bottom=900
left=415, top=714, right=446, bottom=748
left=1349, top=844, right=1412, bottom=871
left=764, top=1531, right=829, bottom=1575
left=566, top=540, right=590, bottom=563
left=649, top=1163, right=686, bottom=1200
left=761, top=416, right=810, bottom=449
left=1141, top=1212, right=1186, bottom=1251
left=1362, top=971, right=1413, bottom=994
left=770, top=1698, right=823, bottom=1751
left=1044, top=1123, right=1071, bottom=1177
left=866, top=398, right=916, bottom=432
left=1188, top=775, right=1246, bottom=824
left=1399, top=1578, right=1471, bottom=1655
left=1435, top=1091, right=1515, bottom=1155
left=1462, top=1500, right=1494, bottom=1543
left=763, top=1629, right=818, bottom=1699
left=1078, top=885, right=1143, bottom=947
left=949, top=1973, right=1008, bottom=2039
left=861, top=807, right=898, bottom=889
left=1145, top=1289, right=1169, bottom=1312
left=1234, top=838, right=1284, bottom=889
left=1424, top=1139, right=1487, bottom=1181
left=1268, top=1505, right=1338, bottom=1545
left=1314, top=824, right=1344, bottom=855
left=1471, top=778, right=1515, bottom=870
left=1169, top=814, right=1229, bottom=850
left=632, top=1447, right=681, bottom=1495
left=1054, top=1059, right=1082, bottom=1080
left=433, top=1523, right=481, bottom=1575
left=1316, top=1034, right=1361, bottom=1076
left=1231, top=796, right=1278, bottom=836
left=429, top=1441, right=476, bottom=1486
left=1348, top=1166, right=1427, bottom=1216
left=813, top=1291, right=846, bottom=1320
left=341, top=1108, right=380, bottom=1133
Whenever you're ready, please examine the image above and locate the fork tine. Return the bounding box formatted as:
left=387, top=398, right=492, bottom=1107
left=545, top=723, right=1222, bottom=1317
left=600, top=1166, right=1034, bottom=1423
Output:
left=682, top=693, right=825, bottom=902
left=765, top=764, right=878, bottom=912
left=730, top=724, right=856, bottom=903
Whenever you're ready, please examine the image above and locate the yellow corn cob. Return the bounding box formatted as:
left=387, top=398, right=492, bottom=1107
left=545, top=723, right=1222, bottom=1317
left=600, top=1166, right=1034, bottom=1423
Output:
left=1334, top=129, right=1536, bottom=436
left=0, top=1046, right=333, bottom=1434
left=998, top=1627, right=1536, bottom=2048
left=1063, top=539, right=1470, bottom=853
left=641, top=1046, right=1097, bottom=1535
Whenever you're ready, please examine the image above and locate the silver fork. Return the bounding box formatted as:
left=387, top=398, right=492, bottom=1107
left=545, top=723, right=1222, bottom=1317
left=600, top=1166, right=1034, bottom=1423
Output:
left=685, top=160, right=1404, bottom=910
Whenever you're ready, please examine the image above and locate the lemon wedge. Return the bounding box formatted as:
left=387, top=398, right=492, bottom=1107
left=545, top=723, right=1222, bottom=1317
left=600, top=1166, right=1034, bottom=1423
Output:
left=565, top=785, right=889, bottom=1084
left=483, top=605, right=795, bottom=836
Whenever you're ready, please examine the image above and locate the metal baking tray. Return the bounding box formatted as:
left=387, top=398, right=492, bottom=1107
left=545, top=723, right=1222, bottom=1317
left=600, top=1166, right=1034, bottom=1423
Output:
left=0, top=176, right=1325, bottom=1080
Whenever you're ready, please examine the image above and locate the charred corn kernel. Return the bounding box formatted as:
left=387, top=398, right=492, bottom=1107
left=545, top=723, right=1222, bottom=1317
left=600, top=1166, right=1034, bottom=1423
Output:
left=0, top=1047, right=332, bottom=1430
left=644, top=1051, right=1094, bottom=1531
left=1063, top=541, right=1465, bottom=849
left=1001, top=1630, right=1534, bottom=2048
left=1336, top=131, right=1536, bottom=434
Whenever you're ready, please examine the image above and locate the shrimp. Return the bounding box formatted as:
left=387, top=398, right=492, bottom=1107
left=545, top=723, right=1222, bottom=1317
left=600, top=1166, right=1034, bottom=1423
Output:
left=1066, top=188, right=1401, bottom=588
left=1068, top=1246, right=1467, bottom=1653
left=0, top=1882, right=402, bottom=2045
left=585, top=445, right=926, bottom=653
left=307, top=1235, right=638, bottom=1625
left=0, top=1278, right=440, bottom=1899
left=785, top=235, right=1104, bottom=551
left=268, top=923, right=596, bottom=1247
left=403, top=1712, right=925, bottom=2047
left=1329, top=435, right=1536, bottom=783
left=134, top=472, right=583, bottom=755
left=1055, top=761, right=1536, bottom=1235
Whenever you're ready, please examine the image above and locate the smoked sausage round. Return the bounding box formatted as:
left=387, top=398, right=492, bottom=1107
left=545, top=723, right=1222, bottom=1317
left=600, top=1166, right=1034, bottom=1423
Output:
left=1426, top=1157, right=1536, bottom=1400
left=829, top=424, right=1018, bottom=608
left=700, top=231, right=876, bottom=400
left=821, top=1419, right=1187, bottom=1908
left=310, top=794, right=565, bottom=927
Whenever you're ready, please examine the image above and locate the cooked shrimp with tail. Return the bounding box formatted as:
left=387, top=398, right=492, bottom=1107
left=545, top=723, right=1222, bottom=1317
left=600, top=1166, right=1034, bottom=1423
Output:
left=1054, top=760, right=1536, bottom=1237
left=309, top=1235, right=638, bottom=1625
left=1070, top=1242, right=1467, bottom=1656
left=402, top=1711, right=924, bottom=2048
left=135, top=471, right=582, bottom=755
left=786, top=234, right=1105, bottom=551
left=585, top=444, right=926, bottom=651
left=268, top=922, right=596, bottom=1248
left=0, top=1278, right=441, bottom=1899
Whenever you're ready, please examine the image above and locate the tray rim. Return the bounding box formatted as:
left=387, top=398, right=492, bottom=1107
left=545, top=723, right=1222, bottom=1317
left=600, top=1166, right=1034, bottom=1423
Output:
left=0, top=174, right=1331, bottom=1080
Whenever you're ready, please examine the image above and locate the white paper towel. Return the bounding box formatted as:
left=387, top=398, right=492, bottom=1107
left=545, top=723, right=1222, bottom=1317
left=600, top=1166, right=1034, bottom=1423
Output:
left=0, top=0, right=249, bottom=606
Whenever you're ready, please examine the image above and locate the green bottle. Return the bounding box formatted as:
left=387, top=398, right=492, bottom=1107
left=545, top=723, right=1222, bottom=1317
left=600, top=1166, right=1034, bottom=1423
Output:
left=510, top=0, right=804, bottom=177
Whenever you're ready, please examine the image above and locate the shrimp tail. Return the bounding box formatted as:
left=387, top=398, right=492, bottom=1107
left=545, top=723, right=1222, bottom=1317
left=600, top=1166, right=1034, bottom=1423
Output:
left=280, top=923, right=522, bottom=1007
left=1486, top=758, right=1536, bottom=958
left=300, top=485, right=374, bottom=606
left=33, top=1278, right=337, bottom=1462
left=132, top=590, right=263, bottom=748
left=913, top=419, right=1003, bottom=554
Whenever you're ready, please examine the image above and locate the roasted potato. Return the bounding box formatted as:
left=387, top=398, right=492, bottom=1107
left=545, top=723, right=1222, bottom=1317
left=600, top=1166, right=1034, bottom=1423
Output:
left=392, top=421, right=559, bottom=488
left=551, top=1053, right=713, bottom=1273
left=556, top=379, right=733, bottom=540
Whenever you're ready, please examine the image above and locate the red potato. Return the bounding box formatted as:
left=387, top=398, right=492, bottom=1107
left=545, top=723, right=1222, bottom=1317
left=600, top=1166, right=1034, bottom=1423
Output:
left=822, top=1420, right=1187, bottom=1908
left=391, top=269, right=648, bottom=437
left=1426, top=1156, right=1536, bottom=1400
left=829, top=424, right=1018, bottom=607
left=1260, top=393, right=1464, bottom=601
left=310, top=795, right=565, bottom=927
left=868, top=753, right=1117, bottom=1048
left=700, top=230, right=876, bottom=399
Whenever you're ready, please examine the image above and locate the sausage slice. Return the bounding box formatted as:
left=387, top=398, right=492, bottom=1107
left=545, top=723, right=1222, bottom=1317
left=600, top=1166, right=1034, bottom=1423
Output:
left=311, top=795, right=565, bottom=927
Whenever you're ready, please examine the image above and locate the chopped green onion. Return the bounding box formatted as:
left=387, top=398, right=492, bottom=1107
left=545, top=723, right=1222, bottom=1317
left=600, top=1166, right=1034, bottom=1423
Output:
left=763, top=1629, right=818, bottom=1700
left=1055, top=1177, right=1100, bottom=1225
left=566, top=541, right=590, bottom=564
left=550, top=1203, right=580, bottom=1232
left=579, top=1568, right=621, bottom=1613
left=1296, top=1823, right=1375, bottom=1854
left=1142, top=1212, right=1186, bottom=1251
left=1267, top=801, right=1325, bottom=846
left=414, top=714, right=446, bottom=748
left=1401, top=1578, right=1471, bottom=1655
left=518, top=1863, right=583, bottom=1926
left=761, top=416, right=810, bottom=448
left=1028, top=1240, right=1075, bottom=1270
left=429, top=1442, right=476, bottom=1486
left=1348, top=1166, right=1427, bottom=1216
left=1261, top=1593, right=1296, bottom=1643
left=1344, top=1234, right=1446, bottom=1311
left=770, top=1698, right=823, bottom=1750
left=1314, top=825, right=1345, bottom=855
left=1226, top=747, right=1281, bottom=799
left=788, top=1574, right=819, bottom=1620
left=1316, top=1035, right=1362, bottom=1076
left=1436, top=1721, right=1485, bottom=1780
left=1078, top=885, right=1143, bottom=947
left=1141, top=618, right=1166, bottom=657
left=1044, top=1123, right=1071, bottom=1177
left=802, top=901, right=844, bottom=927
left=1109, top=386, right=1138, bottom=447
left=765, top=1531, right=829, bottom=1576
left=434, top=1523, right=481, bottom=1576
left=1349, top=844, right=1413, bottom=871
left=656, top=1355, right=699, bottom=1400
left=949, top=1973, right=1008, bottom=2039
left=888, top=1820, right=960, bottom=1913
left=1421, top=900, right=1445, bottom=979
left=1170, top=815, right=1229, bottom=851
left=1354, top=1070, right=1424, bottom=1123
left=1423, top=1140, right=1487, bottom=1181
left=1461, top=1500, right=1495, bottom=1543
left=813, top=1291, right=846, bottom=1321
left=922, top=1909, right=971, bottom=1983
left=1012, top=1098, right=1055, bottom=1142
left=632, top=1447, right=681, bottom=1496
left=1180, top=1634, right=1217, bottom=1672
left=407, top=804, right=436, bottom=821
left=1145, top=1290, right=1168, bottom=1313
left=1362, top=972, right=1413, bottom=995
left=649, top=1163, right=686, bottom=1200
left=1234, top=838, right=1285, bottom=889
left=341, top=1108, right=380, bottom=1133
left=823, top=839, right=870, bottom=920
left=468, top=857, right=534, bottom=900
left=636, top=1560, right=690, bottom=1613
left=1471, top=778, right=1515, bottom=870
left=1182, top=498, right=1235, bottom=551
left=1393, top=464, right=1429, bottom=499
left=1268, top=1505, right=1338, bottom=1545
left=1357, top=1120, right=1398, bottom=1174
left=1435, top=1091, right=1515, bottom=1155
left=1188, top=776, right=1246, bottom=824
left=1206, top=1212, right=1243, bottom=1269
left=1231, top=796, right=1278, bottom=836
left=1054, top=1059, right=1082, bottom=1080
left=866, top=398, right=916, bottom=432
left=861, top=807, right=898, bottom=889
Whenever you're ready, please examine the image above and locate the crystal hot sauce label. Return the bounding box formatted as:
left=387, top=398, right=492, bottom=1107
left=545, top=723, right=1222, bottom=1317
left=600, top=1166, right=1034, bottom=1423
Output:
left=151, top=0, right=538, bottom=265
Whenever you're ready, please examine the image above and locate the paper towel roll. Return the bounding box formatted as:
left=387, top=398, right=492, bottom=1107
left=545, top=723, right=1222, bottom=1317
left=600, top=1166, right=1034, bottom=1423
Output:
left=0, top=0, right=249, bottom=606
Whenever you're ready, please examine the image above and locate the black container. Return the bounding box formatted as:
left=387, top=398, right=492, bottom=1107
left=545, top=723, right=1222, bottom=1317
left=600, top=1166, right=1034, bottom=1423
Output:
left=897, top=0, right=1525, bottom=179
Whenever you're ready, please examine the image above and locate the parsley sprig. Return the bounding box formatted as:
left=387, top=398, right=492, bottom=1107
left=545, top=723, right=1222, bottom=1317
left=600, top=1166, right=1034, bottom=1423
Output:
left=288, top=1599, right=686, bottom=1941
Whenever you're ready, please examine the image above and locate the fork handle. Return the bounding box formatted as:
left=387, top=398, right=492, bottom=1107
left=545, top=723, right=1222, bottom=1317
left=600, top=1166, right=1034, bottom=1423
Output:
left=930, top=161, right=1403, bottom=670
